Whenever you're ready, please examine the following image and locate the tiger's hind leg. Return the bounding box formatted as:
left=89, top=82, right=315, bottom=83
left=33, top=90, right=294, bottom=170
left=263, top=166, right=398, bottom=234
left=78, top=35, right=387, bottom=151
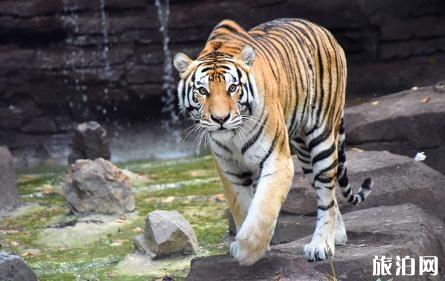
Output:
left=334, top=125, right=348, bottom=246
left=303, top=129, right=338, bottom=262
left=290, top=136, right=313, bottom=180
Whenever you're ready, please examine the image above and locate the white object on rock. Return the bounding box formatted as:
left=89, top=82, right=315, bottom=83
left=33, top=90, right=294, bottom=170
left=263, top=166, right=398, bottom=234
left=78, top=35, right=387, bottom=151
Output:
left=414, top=152, right=426, bottom=161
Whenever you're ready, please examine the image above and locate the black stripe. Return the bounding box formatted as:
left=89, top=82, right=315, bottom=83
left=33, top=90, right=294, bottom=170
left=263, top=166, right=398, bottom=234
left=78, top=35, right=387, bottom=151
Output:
left=259, top=126, right=280, bottom=170
left=241, top=111, right=267, bottom=154
left=342, top=187, right=352, bottom=197
left=225, top=171, right=252, bottom=179
left=302, top=167, right=313, bottom=174
left=212, top=139, right=232, bottom=154
left=314, top=159, right=338, bottom=181
left=308, top=130, right=330, bottom=151
left=312, top=142, right=336, bottom=164
left=318, top=200, right=334, bottom=211
left=338, top=170, right=349, bottom=187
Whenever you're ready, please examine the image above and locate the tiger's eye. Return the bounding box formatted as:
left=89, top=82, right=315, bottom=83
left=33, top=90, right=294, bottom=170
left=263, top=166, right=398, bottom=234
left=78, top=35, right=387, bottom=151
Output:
left=228, top=84, right=237, bottom=93
left=198, top=87, right=208, bottom=95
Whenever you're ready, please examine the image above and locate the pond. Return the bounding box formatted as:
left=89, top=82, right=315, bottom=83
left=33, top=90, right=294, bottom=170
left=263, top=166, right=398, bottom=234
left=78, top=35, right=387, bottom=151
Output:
left=0, top=156, right=228, bottom=281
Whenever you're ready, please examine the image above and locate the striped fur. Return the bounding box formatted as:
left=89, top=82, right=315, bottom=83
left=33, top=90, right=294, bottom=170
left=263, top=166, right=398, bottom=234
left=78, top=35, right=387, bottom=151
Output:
left=174, top=18, right=372, bottom=265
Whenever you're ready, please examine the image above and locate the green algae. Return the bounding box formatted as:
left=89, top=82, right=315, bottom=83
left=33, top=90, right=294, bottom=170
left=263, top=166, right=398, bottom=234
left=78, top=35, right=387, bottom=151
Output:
left=0, top=156, right=228, bottom=280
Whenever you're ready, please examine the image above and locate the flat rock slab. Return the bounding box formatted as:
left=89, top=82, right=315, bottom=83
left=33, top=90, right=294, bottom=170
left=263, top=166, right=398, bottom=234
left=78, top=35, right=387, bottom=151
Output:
left=0, top=146, right=20, bottom=215
left=0, top=252, right=37, bottom=281
left=344, top=85, right=445, bottom=174
left=36, top=213, right=138, bottom=249
left=283, top=150, right=445, bottom=222
left=189, top=204, right=445, bottom=281
left=114, top=253, right=193, bottom=277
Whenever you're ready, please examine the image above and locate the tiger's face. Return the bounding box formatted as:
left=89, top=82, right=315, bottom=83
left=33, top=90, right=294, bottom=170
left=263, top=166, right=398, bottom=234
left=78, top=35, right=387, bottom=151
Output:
left=173, top=45, right=256, bottom=133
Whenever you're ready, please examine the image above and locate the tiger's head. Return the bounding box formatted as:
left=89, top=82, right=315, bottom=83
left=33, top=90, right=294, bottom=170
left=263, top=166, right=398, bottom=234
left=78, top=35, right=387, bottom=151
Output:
left=173, top=44, right=256, bottom=133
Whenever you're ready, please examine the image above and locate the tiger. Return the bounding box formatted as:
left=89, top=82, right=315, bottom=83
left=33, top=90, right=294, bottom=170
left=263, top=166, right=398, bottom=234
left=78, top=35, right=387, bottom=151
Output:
left=173, top=18, right=373, bottom=266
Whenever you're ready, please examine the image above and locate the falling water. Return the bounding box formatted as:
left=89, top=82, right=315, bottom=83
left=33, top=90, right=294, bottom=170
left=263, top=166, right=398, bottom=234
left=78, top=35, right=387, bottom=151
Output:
left=100, top=0, right=112, bottom=77
left=154, top=0, right=179, bottom=126
left=62, top=2, right=88, bottom=102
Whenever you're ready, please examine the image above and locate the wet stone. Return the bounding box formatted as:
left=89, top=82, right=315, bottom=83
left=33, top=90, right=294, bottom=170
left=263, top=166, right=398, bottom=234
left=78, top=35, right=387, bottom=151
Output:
left=68, top=121, right=111, bottom=164
left=0, top=252, right=38, bottom=281
left=0, top=146, right=20, bottom=215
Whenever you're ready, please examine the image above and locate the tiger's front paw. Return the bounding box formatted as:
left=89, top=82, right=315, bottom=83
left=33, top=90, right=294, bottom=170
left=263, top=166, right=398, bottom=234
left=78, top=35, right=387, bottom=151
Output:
left=303, top=238, right=335, bottom=262
left=230, top=240, right=265, bottom=266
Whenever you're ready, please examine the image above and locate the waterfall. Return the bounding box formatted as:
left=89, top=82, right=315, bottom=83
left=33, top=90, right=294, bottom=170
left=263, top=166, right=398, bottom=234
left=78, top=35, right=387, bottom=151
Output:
left=62, top=1, right=88, bottom=103
left=100, top=0, right=112, bottom=77
left=154, top=0, right=179, bottom=125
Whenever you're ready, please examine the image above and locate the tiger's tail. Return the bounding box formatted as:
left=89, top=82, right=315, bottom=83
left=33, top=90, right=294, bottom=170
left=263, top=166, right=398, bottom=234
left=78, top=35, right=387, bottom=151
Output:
left=337, top=119, right=373, bottom=205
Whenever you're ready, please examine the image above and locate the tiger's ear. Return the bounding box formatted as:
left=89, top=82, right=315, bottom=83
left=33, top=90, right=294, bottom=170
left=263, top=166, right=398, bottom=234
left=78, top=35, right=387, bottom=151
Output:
left=240, top=45, right=255, bottom=67
left=173, top=52, right=193, bottom=75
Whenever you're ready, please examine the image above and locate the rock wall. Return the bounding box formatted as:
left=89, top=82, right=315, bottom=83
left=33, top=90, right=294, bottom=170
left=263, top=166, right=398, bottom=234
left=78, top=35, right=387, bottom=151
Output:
left=0, top=0, right=444, bottom=166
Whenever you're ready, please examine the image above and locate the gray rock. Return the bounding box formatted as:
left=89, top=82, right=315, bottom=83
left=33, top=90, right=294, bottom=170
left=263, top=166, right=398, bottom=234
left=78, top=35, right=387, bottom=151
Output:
left=68, top=121, right=111, bottom=165
left=63, top=158, right=135, bottom=214
left=226, top=211, right=315, bottom=246
left=142, top=210, right=198, bottom=259
left=0, top=147, right=20, bottom=214
left=284, top=150, right=445, bottom=221
left=345, top=85, right=445, bottom=174
left=190, top=204, right=445, bottom=281
left=133, top=233, right=155, bottom=258
left=0, top=252, right=38, bottom=281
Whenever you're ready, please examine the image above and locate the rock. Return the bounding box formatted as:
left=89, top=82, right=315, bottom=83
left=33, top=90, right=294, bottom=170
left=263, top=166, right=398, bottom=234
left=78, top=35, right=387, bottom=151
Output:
left=189, top=204, right=445, bottom=281
left=137, top=210, right=198, bottom=259
left=345, top=85, right=445, bottom=174
left=0, top=147, right=20, bottom=215
left=114, top=252, right=193, bottom=277
left=0, top=252, right=38, bottom=281
left=63, top=158, right=135, bottom=214
left=226, top=210, right=315, bottom=245
left=37, top=212, right=138, bottom=249
left=68, top=121, right=111, bottom=165
left=283, top=150, right=445, bottom=221
left=133, top=233, right=155, bottom=258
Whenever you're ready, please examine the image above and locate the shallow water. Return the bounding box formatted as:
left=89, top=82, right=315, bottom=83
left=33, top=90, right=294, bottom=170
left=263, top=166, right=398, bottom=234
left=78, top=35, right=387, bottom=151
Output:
left=0, top=156, right=228, bottom=280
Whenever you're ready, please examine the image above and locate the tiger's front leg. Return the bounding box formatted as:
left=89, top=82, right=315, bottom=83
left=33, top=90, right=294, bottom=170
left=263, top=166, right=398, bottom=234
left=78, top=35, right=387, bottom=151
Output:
left=230, top=154, right=294, bottom=266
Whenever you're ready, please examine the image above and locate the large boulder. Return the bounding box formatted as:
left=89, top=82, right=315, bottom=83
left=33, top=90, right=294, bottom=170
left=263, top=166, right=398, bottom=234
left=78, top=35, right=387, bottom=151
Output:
left=345, top=84, right=445, bottom=174
left=68, top=121, right=111, bottom=164
left=0, top=252, right=38, bottom=281
left=283, top=150, right=445, bottom=220
left=63, top=158, right=135, bottom=214
left=190, top=204, right=445, bottom=281
left=134, top=210, right=198, bottom=259
left=0, top=147, right=20, bottom=215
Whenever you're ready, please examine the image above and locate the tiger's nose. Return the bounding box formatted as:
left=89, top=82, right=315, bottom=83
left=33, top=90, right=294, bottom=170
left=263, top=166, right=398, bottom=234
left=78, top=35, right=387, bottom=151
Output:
left=211, top=113, right=230, bottom=124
